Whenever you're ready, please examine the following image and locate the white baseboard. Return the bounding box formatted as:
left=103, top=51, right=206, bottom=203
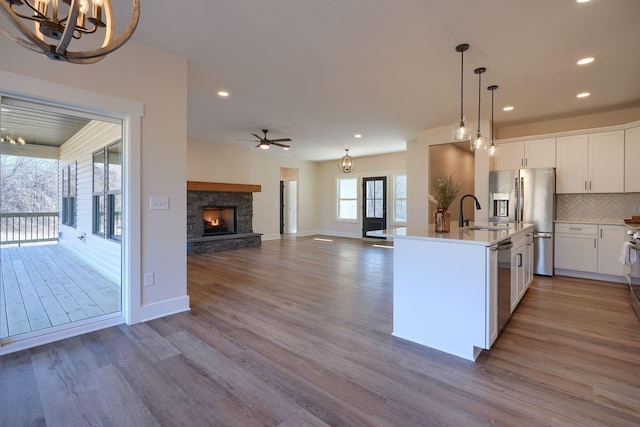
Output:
left=554, top=269, right=627, bottom=284
left=314, top=230, right=362, bottom=239
left=261, top=234, right=282, bottom=241
left=135, top=295, right=191, bottom=324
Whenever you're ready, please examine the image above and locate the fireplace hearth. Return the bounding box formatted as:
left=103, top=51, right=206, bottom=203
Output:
left=203, top=206, right=236, bottom=236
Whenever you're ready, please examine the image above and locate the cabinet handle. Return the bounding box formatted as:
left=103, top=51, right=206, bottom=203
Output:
left=589, top=181, right=592, bottom=190
left=525, top=158, right=528, bottom=167
left=594, top=239, right=596, bottom=248
left=518, top=253, right=523, bottom=268
left=569, top=227, right=582, bottom=231
left=600, top=229, right=603, bottom=238
left=584, top=181, right=587, bottom=190
left=521, top=158, right=524, bottom=167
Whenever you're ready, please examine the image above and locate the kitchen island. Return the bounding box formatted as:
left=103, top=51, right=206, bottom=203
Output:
left=369, top=222, right=534, bottom=361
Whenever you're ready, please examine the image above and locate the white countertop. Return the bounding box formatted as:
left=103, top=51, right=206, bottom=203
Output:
left=367, top=222, right=534, bottom=246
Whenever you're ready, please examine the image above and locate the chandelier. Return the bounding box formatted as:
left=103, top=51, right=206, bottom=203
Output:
left=0, top=0, right=140, bottom=64
left=1, top=135, right=26, bottom=145
left=338, top=149, right=356, bottom=173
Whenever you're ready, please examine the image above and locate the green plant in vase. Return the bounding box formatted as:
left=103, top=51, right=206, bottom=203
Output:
left=428, top=173, right=463, bottom=232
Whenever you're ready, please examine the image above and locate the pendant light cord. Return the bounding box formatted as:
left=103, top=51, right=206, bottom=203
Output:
left=460, top=50, right=464, bottom=119
left=491, top=88, right=494, bottom=142
left=477, top=71, right=482, bottom=134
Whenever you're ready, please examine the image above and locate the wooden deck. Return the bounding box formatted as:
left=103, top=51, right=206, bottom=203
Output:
left=0, top=244, right=120, bottom=339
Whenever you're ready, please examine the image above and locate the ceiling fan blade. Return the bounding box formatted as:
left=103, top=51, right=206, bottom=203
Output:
left=269, top=138, right=292, bottom=142
left=251, top=133, right=263, bottom=141
left=271, top=142, right=291, bottom=148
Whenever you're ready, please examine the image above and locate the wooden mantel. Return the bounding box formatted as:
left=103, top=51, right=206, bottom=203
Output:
left=187, top=181, right=261, bottom=193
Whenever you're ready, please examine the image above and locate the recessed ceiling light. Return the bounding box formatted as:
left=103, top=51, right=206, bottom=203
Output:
left=576, top=0, right=590, bottom=3
left=1, top=127, right=5, bottom=131
left=1, top=108, right=10, bottom=112
left=354, top=134, right=362, bottom=138
left=577, top=57, right=594, bottom=65
left=577, top=92, right=590, bottom=98
left=503, top=106, right=514, bottom=111
left=217, top=91, right=229, bottom=97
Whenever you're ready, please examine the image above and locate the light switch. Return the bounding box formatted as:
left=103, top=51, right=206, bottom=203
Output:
left=150, top=196, right=169, bottom=210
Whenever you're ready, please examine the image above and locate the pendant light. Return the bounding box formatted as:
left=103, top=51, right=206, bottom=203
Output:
left=470, top=67, right=487, bottom=151
left=452, top=43, right=471, bottom=141
left=486, top=85, right=500, bottom=157
left=338, top=149, right=356, bottom=173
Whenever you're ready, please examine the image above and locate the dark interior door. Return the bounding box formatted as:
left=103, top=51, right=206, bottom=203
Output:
left=362, top=176, right=386, bottom=238
left=279, top=180, right=284, bottom=234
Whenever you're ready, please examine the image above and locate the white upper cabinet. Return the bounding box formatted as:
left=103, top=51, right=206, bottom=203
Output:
left=556, top=131, right=624, bottom=193
left=556, top=134, right=589, bottom=193
left=589, top=131, right=625, bottom=193
left=625, top=126, right=640, bottom=192
left=495, top=138, right=555, bottom=171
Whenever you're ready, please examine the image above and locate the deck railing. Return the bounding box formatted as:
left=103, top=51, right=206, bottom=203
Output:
left=0, top=212, right=59, bottom=246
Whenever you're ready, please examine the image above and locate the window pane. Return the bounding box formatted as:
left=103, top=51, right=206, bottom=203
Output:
left=69, top=197, right=76, bottom=227
left=395, top=200, right=407, bottom=222
left=339, top=178, right=357, bottom=199
left=395, top=175, right=407, bottom=198
left=109, top=193, right=122, bottom=240
left=62, top=167, right=69, bottom=196
left=366, top=199, right=374, bottom=217
left=374, top=199, right=384, bottom=218
left=339, top=200, right=357, bottom=220
left=108, top=142, right=122, bottom=191
left=374, top=181, right=383, bottom=199
left=70, top=162, right=76, bottom=196
left=93, top=151, right=105, bottom=193
left=94, top=195, right=105, bottom=235
left=366, top=181, right=374, bottom=199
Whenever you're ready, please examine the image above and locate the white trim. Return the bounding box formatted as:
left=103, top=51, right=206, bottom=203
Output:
left=0, top=314, right=123, bottom=356
left=315, top=230, right=362, bottom=239
left=261, top=233, right=282, bottom=241
left=553, top=269, right=627, bottom=285
left=497, top=119, right=640, bottom=145
left=137, top=296, right=190, bottom=323
left=0, top=70, right=143, bottom=348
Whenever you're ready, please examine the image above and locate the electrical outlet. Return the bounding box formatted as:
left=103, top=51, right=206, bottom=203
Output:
left=143, top=272, right=154, bottom=287
left=150, top=196, right=169, bottom=210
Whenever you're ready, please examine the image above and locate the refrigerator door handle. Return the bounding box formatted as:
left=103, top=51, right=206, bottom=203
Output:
left=520, top=177, right=525, bottom=223
left=533, top=233, right=553, bottom=239
left=514, top=177, right=520, bottom=222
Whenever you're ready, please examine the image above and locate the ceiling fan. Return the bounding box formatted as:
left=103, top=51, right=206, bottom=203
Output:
left=251, top=129, right=291, bottom=150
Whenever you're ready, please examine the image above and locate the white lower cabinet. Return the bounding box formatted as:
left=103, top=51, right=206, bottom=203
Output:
left=597, top=225, right=626, bottom=276
left=510, top=232, right=534, bottom=313
left=554, top=222, right=625, bottom=277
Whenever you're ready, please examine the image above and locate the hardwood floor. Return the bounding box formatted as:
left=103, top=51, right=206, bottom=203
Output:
left=0, top=244, right=120, bottom=339
left=1, top=235, right=639, bottom=426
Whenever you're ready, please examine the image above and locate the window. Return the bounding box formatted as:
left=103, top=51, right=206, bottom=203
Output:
left=392, top=174, right=407, bottom=223
left=93, top=141, right=122, bottom=240
left=61, top=162, right=77, bottom=227
left=337, top=177, right=358, bottom=220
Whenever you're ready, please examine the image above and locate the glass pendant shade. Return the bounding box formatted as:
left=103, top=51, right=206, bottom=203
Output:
left=452, top=116, right=471, bottom=141
left=470, top=133, right=486, bottom=151
left=486, top=140, right=500, bottom=157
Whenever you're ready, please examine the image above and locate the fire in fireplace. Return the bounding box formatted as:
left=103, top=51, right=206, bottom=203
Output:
left=203, top=206, right=237, bottom=236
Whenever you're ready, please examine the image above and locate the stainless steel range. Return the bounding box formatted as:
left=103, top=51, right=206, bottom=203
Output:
left=624, top=226, right=640, bottom=320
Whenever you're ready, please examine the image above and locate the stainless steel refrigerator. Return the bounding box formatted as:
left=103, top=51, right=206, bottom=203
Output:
left=489, top=168, right=556, bottom=276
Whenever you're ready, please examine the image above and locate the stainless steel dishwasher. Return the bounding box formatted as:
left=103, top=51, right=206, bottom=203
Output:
left=497, top=239, right=513, bottom=332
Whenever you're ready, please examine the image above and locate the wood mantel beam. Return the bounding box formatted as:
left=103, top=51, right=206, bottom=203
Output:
left=187, top=181, right=262, bottom=193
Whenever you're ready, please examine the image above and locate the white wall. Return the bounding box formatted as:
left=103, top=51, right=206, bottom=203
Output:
left=59, top=120, right=122, bottom=283
left=315, top=151, right=406, bottom=238
left=0, top=36, right=189, bottom=322
left=407, top=121, right=490, bottom=228
left=187, top=137, right=319, bottom=239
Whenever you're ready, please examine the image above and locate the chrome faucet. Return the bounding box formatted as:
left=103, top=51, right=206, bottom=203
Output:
left=459, top=194, right=482, bottom=227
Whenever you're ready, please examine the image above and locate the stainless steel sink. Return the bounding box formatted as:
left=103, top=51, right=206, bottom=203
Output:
left=466, top=225, right=512, bottom=231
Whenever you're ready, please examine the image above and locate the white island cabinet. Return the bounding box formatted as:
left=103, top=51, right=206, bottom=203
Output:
left=369, top=222, right=534, bottom=362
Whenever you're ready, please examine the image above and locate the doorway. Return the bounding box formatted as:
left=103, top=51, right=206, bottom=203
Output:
left=0, top=97, right=123, bottom=345
left=280, top=168, right=298, bottom=235
left=362, top=176, right=387, bottom=238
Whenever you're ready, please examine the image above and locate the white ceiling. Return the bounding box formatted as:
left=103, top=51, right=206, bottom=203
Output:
left=5, top=0, right=640, bottom=161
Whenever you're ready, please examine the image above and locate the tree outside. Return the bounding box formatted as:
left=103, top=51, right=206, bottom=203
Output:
left=1, top=155, right=58, bottom=213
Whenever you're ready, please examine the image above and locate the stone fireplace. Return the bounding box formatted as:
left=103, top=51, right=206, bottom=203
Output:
left=187, top=182, right=262, bottom=255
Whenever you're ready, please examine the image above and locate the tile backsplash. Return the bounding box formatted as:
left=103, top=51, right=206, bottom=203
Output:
left=556, top=193, right=640, bottom=222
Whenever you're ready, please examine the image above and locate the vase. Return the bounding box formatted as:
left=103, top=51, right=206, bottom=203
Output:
left=434, top=207, right=451, bottom=232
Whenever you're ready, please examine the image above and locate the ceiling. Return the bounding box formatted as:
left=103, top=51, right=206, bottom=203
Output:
left=3, top=0, right=640, bottom=161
